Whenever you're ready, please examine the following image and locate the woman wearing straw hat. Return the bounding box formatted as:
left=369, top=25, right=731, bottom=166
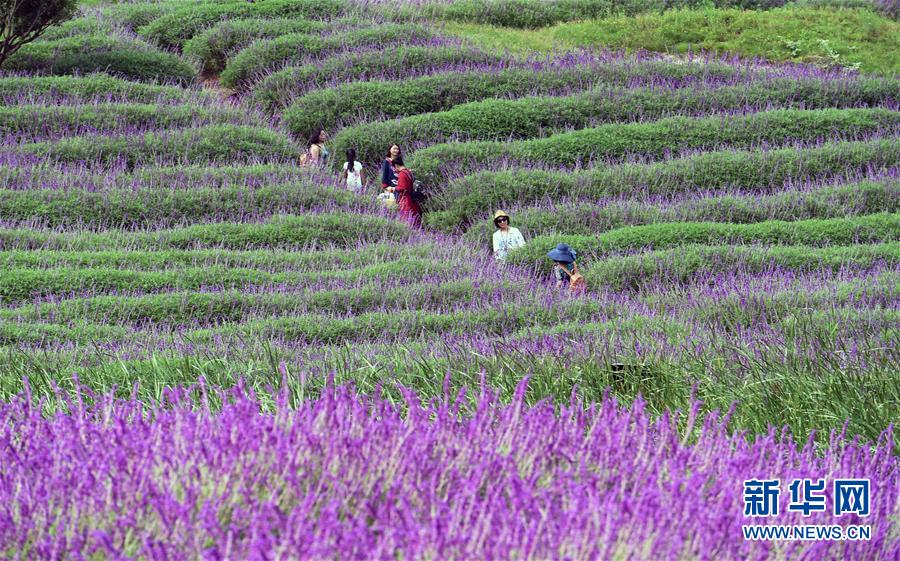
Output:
left=492, top=210, right=525, bottom=263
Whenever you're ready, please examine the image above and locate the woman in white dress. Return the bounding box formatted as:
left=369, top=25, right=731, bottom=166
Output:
left=341, top=148, right=366, bottom=192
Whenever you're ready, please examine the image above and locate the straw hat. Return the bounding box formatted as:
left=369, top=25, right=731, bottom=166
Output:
left=493, top=210, right=510, bottom=224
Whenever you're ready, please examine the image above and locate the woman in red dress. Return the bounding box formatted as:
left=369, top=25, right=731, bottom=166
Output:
left=388, top=155, right=421, bottom=227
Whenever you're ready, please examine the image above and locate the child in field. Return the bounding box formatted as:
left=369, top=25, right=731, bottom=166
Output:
left=547, top=243, right=585, bottom=291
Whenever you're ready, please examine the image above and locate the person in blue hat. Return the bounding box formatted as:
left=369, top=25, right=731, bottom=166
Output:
left=547, top=243, right=584, bottom=290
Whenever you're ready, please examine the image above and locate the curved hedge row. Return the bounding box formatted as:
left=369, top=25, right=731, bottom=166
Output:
left=1, top=280, right=517, bottom=325
left=577, top=244, right=899, bottom=291
left=462, top=178, right=900, bottom=242
left=408, top=108, right=900, bottom=187
left=17, top=125, right=299, bottom=168
left=250, top=45, right=507, bottom=114
left=280, top=57, right=765, bottom=127
left=507, top=213, right=899, bottom=275
left=0, top=103, right=251, bottom=140
left=0, top=214, right=410, bottom=253
left=0, top=244, right=440, bottom=271
left=103, top=1, right=179, bottom=30
left=408, top=0, right=891, bottom=28
left=3, top=35, right=196, bottom=85
left=0, top=302, right=604, bottom=346
left=331, top=77, right=900, bottom=168
left=0, top=75, right=206, bottom=105
left=427, top=138, right=900, bottom=228
left=39, top=17, right=114, bottom=41
left=138, top=0, right=354, bottom=49
left=0, top=259, right=460, bottom=305
left=183, top=17, right=333, bottom=74
left=220, top=24, right=436, bottom=90
left=0, top=183, right=370, bottom=228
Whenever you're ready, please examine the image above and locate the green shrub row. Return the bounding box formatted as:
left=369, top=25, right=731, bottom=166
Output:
left=408, top=0, right=623, bottom=28
left=0, top=182, right=370, bottom=228
left=17, top=125, right=298, bottom=167
left=0, top=259, right=463, bottom=304
left=462, top=178, right=900, bottom=242
left=0, top=213, right=409, bottom=252
left=102, top=1, right=183, bottom=30
left=183, top=17, right=334, bottom=74
left=1, top=280, right=520, bottom=325
left=428, top=139, right=900, bottom=228
left=0, top=243, right=440, bottom=271
left=508, top=213, right=899, bottom=273
left=281, top=58, right=758, bottom=125
left=138, top=0, right=355, bottom=49
left=0, top=103, right=252, bottom=139
left=0, top=300, right=605, bottom=345
left=1, top=163, right=314, bottom=193
left=410, top=0, right=896, bottom=28
left=220, top=23, right=436, bottom=89
left=331, top=77, right=899, bottom=168
left=0, top=75, right=206, bottom=104
left=250, top=45, right=506, bottom=114
left=581, top=243, right=900, bottom=291
left=408, top=108, right=900, bottom=187
left=39, top=17, right=114, bottom=41
left=3, top=35, right=196, bottom=85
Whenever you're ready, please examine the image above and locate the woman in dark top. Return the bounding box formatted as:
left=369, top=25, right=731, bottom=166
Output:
left=381, top=144, right=401, bottom=195
left=388, top=155, right=421, bottom=226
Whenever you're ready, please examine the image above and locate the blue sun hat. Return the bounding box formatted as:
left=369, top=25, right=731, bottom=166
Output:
left=547, top=243, right=577, bottom=263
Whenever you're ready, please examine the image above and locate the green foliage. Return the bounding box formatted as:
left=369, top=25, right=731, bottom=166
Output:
left=429, top=139, right=900, bottom=227
left=3, top=34, right=196, bottom=84
left=250, top=45, right=505, bottom=115
left=0, top=259, right=460, bottom=305
left=461, top=179, right=900, bottom=242
left=0, top=280, right=518, bottom=325
left=449, top=7, right=900, bottom=74
left=281, top=59, right=757, bottom=129
left=512, top=213, right=899, bottom=268
left=0, top=102, right=252, bottom=139
left=220, top=23, right=435, bottom=90
left=413, top=0, right=623, bottom=28
left=330, top=77, right=899, bottom=168
left=38, top=16, right=113, bottom=41
left=0, top=243, right=438, bottom=271
left=0, top=213, right=409, bottom=253
left=408, top=108, right=900, bottom=186
left=0, top=182, right=370, bottom=228
left=0, top=0, right=78, bottom=68
left=581, top=243, right=900, bottom=291
left=0, top=75, right=205, bottom=103
left=17, top=125, right=298, bottom=167
left=182, top=17, right=333, bottom=74
left=137, top=0, right=354, bottom=49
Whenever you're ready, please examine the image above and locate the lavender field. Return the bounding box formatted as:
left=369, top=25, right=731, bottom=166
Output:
left=0, top=0, right=897, bottom=558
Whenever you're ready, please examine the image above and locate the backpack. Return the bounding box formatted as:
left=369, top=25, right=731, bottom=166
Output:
left=558, top=263, right=586, bottom=292
left=407, top=169, right=427, bottom=203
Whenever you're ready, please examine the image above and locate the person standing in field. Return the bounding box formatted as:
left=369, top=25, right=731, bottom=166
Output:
left=388, top=155, right=421, bottom=226
left=492, top=210, right=525, bottom=263
left=381, top=144, right=401, bottom=196
left=341, top=148, right=366, bottom=192
left=301, top=128, right=329, bottom=166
